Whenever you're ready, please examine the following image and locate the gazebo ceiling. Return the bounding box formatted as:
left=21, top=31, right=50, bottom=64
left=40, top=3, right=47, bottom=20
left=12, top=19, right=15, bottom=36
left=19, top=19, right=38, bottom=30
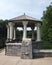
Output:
left=9, top=14, right=42, bottom=27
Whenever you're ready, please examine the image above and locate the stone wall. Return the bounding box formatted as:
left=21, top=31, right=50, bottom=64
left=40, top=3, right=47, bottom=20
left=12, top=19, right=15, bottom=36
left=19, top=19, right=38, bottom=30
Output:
left=5, top=43, right=22, bottom=56
left=33, top=50, right=52, bottom=58
left=32, top=41, right=52, bottom=58
left=21, top=39, right=32, bottom=59
left=5, top=41, right=52, bottom=59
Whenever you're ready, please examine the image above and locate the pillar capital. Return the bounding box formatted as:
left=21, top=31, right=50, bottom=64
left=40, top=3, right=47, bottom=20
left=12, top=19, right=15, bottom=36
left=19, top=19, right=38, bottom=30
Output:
left=36, top=23, right=41, bottom=27
left=22, top=21, right=28, bottom=26
left=6, top=24, right=9, bottom=28
left=8, top=22, right=14, bottom=27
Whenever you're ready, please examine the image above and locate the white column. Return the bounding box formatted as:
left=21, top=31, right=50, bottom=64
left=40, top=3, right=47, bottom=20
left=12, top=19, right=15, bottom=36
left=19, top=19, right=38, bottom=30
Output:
left=36, top=23, right=41, bottom=41
left=8, top=22, right=14, bottom=41
left=22, top=21, right=28, bottom=40
left=7, top=25, right=10, bottom=40
left=13, top=27, right=16, bottom=40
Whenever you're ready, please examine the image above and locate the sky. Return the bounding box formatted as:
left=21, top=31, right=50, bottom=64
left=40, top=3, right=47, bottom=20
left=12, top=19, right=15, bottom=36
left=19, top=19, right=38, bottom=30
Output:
left=0, top=0, right=52, bottom=20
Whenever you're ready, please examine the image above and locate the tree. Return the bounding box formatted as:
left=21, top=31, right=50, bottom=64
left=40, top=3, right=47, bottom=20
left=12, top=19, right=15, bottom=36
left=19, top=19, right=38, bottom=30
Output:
left=0, top=20, right=7, bottom=48
left=41, top=3, right=52, bottom=49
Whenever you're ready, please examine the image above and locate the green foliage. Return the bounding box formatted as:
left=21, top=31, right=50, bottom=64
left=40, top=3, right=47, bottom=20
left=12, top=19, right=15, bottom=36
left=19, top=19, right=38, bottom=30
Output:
left=0, top=20, right=7, bottom=48
left=16, top=30, right=23, bottom=41
left=16, top=30, right=36, bottom=41
left=41, top=3, right=52, bottom=49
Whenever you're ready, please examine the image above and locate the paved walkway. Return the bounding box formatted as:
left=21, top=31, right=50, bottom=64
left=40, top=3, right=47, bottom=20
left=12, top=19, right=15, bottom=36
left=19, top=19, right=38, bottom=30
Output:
left=0, top=49, right=52, bottom=65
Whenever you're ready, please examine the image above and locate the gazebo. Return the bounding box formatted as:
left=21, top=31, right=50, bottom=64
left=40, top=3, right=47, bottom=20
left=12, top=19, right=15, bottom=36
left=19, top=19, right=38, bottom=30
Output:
left=5, top=14, right=42, bottom=59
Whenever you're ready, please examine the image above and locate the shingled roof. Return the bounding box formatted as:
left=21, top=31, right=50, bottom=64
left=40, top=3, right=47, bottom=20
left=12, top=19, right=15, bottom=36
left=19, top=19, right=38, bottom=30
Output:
left=10, top=13, right=41, bottom=22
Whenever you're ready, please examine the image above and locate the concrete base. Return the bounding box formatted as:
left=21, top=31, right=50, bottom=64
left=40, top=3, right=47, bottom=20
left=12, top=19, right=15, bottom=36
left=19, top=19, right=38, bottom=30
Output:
left=33, top=49, right=52, bottom=58
left=5, top=43, right=22, bottom=56
left=21, top=39, right=32, bottom=59
left=5, top=41, right=52, bottom=59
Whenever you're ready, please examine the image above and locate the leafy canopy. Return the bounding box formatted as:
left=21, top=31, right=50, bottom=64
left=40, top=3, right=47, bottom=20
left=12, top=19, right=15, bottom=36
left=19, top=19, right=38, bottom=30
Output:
left=41, top=3, right=52, bottom=41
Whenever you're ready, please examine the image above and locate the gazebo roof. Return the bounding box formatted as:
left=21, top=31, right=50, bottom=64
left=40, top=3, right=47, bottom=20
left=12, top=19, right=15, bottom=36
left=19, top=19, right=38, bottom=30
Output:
left=9, top=14, right=42, bottom=27
left=9, top=13, right=41, bottom=22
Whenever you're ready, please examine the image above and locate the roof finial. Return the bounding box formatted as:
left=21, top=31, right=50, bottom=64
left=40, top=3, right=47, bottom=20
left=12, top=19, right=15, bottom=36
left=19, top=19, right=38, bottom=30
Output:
left=24, top=13, right=25, bottom=15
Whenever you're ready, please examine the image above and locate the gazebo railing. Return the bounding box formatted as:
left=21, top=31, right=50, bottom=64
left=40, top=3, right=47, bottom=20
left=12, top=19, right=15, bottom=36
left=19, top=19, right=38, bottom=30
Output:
left=32, top=41, right=52, bottom=49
